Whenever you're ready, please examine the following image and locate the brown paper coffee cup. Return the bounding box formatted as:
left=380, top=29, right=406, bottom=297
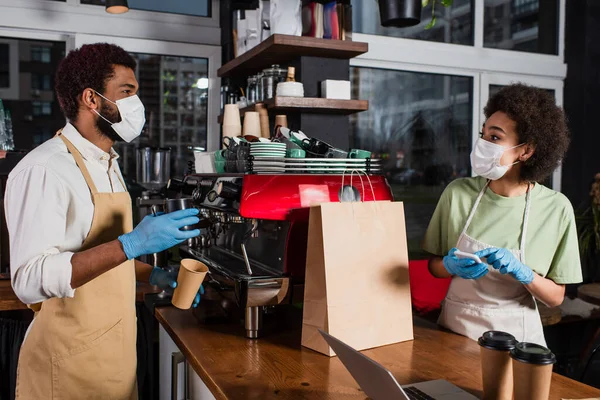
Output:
left=510, top=342, right=556, bottom=400
left=171, top=259, right=208, bottom=310
left=242, top=111, right=261, bottom=137
left=480, top=347, right=513, bottom=400
left=512, top=360, right=553, bottom=400
left=275, top=115, right=288, bottom=128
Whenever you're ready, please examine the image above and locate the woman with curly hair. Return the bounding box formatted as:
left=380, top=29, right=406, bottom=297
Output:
left=423, top=83, right=581, bottom=345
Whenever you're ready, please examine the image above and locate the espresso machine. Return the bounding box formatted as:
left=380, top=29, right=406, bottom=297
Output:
left=168, top=171, right=394, bottom=338
left=136, top=147, right=171, bottom=267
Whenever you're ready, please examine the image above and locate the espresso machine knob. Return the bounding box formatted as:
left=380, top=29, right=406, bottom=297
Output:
left=167, top=178, right=196, bottom=196
left=215, top=181, right=240, bottom=200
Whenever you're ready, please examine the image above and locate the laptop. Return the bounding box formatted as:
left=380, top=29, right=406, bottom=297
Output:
left=319, top=330, right=478, bottom=400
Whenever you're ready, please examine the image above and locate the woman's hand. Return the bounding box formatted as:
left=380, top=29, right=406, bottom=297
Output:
left=475, top=247, right=565, bottom=307
left=442, top=248, right=489, bottom=280
left=475, top=248, right=534, bottom=284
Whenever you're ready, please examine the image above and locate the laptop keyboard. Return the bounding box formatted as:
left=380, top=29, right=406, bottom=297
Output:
left=403, top=386, right=436, bottom=400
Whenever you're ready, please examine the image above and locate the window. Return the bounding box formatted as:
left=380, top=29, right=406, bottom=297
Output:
left=80, top=0, right=211, bottom=17
left=31, top=73, right=52, bottom=91
left=111, top=52, right=209, bottom=180
left=0, top=37, right=65, bottom=150
left=31, top=46, right=52, bottom=63
left=0, top=43, right=8, bottom=88
left=352, top=0, right=474, bottom=45
left=32, top=101, right=52, bottom=116
left=350, top=67, right=473, bottom=257
left=484, top=0, right=558, bottom=55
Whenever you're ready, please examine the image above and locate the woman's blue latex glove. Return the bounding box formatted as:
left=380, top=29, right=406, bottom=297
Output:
left=475, top=248, right=535, bottom=284
left=443, top=248, right=489, bottom=280
left=118, top=209, right=200, bottom=260
left=149, top=267, right=204, bottom=308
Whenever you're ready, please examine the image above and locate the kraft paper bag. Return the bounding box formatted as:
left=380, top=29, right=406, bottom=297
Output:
left=301, top=200, right=414, bottom=356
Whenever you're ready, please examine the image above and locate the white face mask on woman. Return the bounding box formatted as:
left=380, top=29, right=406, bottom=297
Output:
left=93, top=91, right=146, bottom=143
left=470, top=138, right=525, bottom=180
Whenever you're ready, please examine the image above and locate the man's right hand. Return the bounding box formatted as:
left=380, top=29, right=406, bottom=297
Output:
left=443, top=248, right=489, bottom=280
left=118, top=209, right=200, bottom=260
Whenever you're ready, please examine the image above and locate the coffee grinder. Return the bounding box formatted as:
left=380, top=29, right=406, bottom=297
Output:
left=136, top=147, right=171, bottom=267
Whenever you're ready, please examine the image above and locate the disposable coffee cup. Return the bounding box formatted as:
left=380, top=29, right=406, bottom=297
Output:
left=222, top=124, right=242, bottom=140
left=478, top=331, right=518, bottom=400
left=223, top=104, right=241, bottom=126
left=242, top=111, right=261, bottom=137
left=275, top=115, right=288, bottom=128
left=171, top=259, right=209, bottom=310
left=510, top=342, right=556, bottom=400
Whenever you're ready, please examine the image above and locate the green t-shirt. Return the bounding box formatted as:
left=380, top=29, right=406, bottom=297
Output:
left=422, top=176, right=583, bottom=284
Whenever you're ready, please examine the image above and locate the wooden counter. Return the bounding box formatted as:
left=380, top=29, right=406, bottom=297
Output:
left=155, top=306, right=600, bottom=400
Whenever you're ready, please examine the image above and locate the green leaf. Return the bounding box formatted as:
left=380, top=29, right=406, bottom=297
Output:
left=441, top=0, right=453, bottom=6
left=422, top=0, right=430, bottom=7
left=425, top=15, right=436, bottom=29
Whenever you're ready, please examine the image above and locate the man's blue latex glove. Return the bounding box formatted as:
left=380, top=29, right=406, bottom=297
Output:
left=443, top=248, right=489, bottom=280
left=118, top=209, right=200, bottom=260
left=149, top=267, right=204, bottom=308
left=475, top=248, right=535, bottom=284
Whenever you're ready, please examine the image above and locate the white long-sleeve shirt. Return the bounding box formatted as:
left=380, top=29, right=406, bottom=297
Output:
left=5, top=123, right=127, bottom=305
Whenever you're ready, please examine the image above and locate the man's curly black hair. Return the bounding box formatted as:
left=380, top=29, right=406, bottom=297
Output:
left=55, top=43, right=136, bottom=122
left=484, top=83, right=570, bottom=183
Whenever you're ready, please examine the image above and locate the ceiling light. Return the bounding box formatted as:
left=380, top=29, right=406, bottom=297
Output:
left=106, top=0, right=129, bottom=14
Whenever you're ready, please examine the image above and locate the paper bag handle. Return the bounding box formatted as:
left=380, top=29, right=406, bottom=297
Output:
left=341, top=169, right=376, bottom=202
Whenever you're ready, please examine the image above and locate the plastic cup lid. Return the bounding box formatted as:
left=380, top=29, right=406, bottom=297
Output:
left=478, top=331, right=518, bottom=351
left=510, top=342, right=556, bottom=365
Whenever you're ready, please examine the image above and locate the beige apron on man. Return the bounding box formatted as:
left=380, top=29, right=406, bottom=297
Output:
left=15, top=133, right=138, bottom=400
left=438, top=180, right=546, bottom=346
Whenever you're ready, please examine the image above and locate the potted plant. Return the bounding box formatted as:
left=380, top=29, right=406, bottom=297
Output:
left=578, top=173, right=600, bottom=282
left=423, top=0, right=453, bottom=29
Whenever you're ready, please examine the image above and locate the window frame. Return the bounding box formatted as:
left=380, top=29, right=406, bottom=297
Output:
left=0, top=1, right=222, bottom=153
left=0, top=38, right=19, bottom=100
left=480, top=73, right=564, bottom=191
left=0, top=0, right=220, bottom=45
left=351, top=0, right=566, bottom=190
left=74, top=33, right=221, bottom=152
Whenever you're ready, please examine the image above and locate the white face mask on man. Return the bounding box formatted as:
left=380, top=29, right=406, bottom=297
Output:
left=93, top=91, right=146, bottom=143
left=470, top=138, right=525, bottom=180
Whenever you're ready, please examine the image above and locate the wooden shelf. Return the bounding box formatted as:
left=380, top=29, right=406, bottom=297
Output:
left=217, top=35, right=369, bottom=78
left=218, top=97, right=369, bottom=123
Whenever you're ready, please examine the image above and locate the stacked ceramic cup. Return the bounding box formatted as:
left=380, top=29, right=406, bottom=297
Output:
left=222, top=104, right=242, bottom=140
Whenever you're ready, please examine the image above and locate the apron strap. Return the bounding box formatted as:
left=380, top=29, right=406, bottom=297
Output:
left=459, top=179, right=490, bottom=238
left=460, top=179, right=532, bottom=262
left=114, top=165, right=128, bottom=192
left=58, top=132, right=99, bottom=196
left=520, top=183, right=532, bottom=262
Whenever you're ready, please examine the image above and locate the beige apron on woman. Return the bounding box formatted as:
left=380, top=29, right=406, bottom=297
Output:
left=15, top=133, right=137, bottom=400
left=438, top=180, right=546, bottom=346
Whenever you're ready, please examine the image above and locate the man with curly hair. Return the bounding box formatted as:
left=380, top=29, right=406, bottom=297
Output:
left=5, top=43, right=203, bottom=399
left=423, top=84, right=582, bottom=346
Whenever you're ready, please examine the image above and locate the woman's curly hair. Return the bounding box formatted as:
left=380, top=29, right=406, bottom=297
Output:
left=55, top=43, right=136, bottom=122
left=484, top=83, right=570, bottom=183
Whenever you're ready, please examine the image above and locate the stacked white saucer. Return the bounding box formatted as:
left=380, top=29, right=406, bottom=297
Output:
left=250, top=142, right=287, bottom=158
